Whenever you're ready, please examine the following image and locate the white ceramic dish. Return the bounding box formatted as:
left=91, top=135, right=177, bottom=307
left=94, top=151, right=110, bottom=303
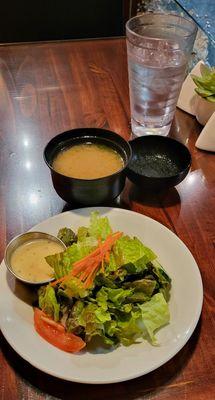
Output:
left=177, top=60, right=204, bottom=116
left=195, top=111, right=215, bottom=151
left=0, top=207, right=203, bottom=384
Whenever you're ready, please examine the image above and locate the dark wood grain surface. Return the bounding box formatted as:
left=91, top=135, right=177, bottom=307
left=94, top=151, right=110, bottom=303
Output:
left=0, top=38, right=214, bottom=400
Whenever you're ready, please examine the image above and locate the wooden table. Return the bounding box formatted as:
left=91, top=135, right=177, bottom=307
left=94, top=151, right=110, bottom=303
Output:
left=0, top=38, right=214, bottom=400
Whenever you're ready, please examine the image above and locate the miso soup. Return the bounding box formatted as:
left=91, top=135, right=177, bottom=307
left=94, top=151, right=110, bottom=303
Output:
left=52, top=142, right=124, bottom=179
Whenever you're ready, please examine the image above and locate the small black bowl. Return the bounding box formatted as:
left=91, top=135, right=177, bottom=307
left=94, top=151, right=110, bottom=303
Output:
left=126, top=135, right=191, bottom=191
left=44, top=128, right=132, bottom=205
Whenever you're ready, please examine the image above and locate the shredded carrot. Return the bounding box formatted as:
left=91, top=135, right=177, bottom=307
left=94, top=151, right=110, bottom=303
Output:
left=50, top=275, right=67, bottom=287
left=83, top=269, right=97, bottom=288
left=98, top=237, right=104, bottom=273
left=51, top=231, right=122, bottom=288
left=72, top=247, right=101, bottom=267
left=101, top=258, right=104, bottom=273
left=105, top=252, right=110, bottom=264
left=78, top=260, right=97, bottom=281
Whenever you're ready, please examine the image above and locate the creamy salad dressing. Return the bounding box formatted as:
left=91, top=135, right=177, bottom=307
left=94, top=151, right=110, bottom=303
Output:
left=11, top=239, right=64, bottom=282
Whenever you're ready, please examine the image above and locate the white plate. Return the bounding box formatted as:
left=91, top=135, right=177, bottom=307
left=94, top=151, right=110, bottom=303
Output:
left=0, top=207, right=203, bottom=384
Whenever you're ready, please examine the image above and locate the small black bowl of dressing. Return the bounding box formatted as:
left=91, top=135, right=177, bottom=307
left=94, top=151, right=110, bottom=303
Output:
left=44, top=128, right=132, bottom=205
left=126, top=135, right=191, bottom=191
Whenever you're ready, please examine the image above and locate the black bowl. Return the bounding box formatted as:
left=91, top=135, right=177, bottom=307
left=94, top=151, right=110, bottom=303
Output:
left=44, top=128, right=132, bottom=205
left=126, top=135, right=191, bottom=191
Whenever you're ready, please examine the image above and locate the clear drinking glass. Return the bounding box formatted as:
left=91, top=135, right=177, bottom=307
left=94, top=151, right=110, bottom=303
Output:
left=126, top=13, right=197, bottom=137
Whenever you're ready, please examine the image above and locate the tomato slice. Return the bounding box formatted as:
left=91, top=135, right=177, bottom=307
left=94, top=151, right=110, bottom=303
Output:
left=34, top=308, right=86, bottom=353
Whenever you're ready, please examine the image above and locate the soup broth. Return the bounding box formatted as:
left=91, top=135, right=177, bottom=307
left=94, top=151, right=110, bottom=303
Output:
left=52, top=142, right=124, bottom=179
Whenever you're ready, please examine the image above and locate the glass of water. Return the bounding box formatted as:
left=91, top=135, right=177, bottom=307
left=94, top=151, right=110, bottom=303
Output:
left=126, top=13, right=197, bottom=137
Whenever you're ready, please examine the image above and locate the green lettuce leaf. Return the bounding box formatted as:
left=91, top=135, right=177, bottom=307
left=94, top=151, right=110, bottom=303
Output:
left=104, top=320, right=120, bottom=338
left=66, top=300, right=84, bottom=335
left=138, top=293, right=170, bottom=344
left=88, top=211, right=112, bottom=240
left=96, top=287, right=108, bottom=310
left=67, top=301, right=113, bottom=344
left=66, top=238, right=97, bottom=264
left=77, top=226, right=89, bottom=242
left=103, top=293, right=170, bottom=347
left=150, top=260, right=171, bottom=301
left=38, top=285, right=60, bottom=321
left=45, top=252, right=69, bottom=279
left=126, top=292, right=151, bottom=303
left=66, top=300, right=85, bottom=333
left=58, top=276, right=89, bottom=299
left=45, top=237, right=97, bottom=279
left=106, top=294, right=170, bottom=346
left=95, top=307, right=111, bottom=323
left=113, top=236, right=156, bottom=273
left=115, top=309, right=142, bottom=346
left=124, top=278, right=157, bottom=297
left=124, top=277, right=157, bottom=302
left=79, top=303, right=104, bottom=342
left=57, top=227, right=77, bottom=247
left=94, top=273, right=118, bottom=289
left=96, top=287, right=134, bottom=308
left=106, top=287, right=134, bottom=306
left=106, top=252, right=118, bottom=272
